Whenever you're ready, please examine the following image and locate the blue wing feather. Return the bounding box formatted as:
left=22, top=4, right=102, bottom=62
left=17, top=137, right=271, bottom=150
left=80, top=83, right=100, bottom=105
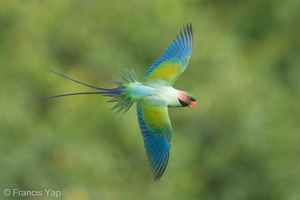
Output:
left=137, top=103, right=172, bottom=181
left=144, top=24, right=193, bottom=79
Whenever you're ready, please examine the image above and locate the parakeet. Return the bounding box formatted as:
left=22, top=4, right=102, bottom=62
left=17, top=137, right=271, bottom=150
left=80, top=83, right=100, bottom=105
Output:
left=43, top=24, right=196, bottom=181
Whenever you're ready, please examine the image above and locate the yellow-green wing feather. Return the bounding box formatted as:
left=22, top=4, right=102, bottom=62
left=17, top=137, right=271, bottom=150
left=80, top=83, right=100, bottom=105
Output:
left=143, top=24, right=193, bottom=86
left=136, top=101, right=172, bottom=181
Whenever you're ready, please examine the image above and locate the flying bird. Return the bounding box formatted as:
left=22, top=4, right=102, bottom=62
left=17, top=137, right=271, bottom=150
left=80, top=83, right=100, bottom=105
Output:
left=43, top=24, right=196, bottom=181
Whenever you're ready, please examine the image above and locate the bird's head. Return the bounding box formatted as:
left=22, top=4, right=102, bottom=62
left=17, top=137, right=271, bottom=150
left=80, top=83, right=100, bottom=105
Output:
left=178, top=91, right=197, bottom=108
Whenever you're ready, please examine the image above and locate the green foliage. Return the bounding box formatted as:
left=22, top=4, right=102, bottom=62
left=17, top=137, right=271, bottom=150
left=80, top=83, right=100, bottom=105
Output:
left=1, top=0, right=299, bottom=199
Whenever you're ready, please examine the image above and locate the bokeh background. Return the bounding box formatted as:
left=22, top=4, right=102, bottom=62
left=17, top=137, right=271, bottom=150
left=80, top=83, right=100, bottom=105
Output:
left=1, top=0, right=299, bottom=199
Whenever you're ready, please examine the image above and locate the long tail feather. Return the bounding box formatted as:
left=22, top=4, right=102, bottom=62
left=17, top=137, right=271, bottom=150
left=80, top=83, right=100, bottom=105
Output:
left=41, top=91, right=109, bottom=99
left=45, top=68, right=109, bottom=91
left=43, top=68, right=138, bottom=114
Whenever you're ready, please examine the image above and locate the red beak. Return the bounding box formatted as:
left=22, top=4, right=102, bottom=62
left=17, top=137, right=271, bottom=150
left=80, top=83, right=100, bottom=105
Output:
left=190, top=101, right=196, bottom=108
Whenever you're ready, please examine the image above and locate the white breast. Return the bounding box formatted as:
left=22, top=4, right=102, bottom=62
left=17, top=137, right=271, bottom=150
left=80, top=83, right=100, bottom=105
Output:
left=149, top=84, right=181, bottom=107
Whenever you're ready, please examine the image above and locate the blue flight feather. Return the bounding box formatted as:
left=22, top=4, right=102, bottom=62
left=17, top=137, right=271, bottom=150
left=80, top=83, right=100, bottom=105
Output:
left=144, top=24, right=193, bottom=78
left=137, top=104, right=171, bottom=181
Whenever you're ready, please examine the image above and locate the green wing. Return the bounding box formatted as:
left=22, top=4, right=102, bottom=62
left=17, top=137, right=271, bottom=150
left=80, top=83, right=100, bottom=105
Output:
left=142, top=24, right=193, bottom=86
left=136, top=101, right=173, bottom=181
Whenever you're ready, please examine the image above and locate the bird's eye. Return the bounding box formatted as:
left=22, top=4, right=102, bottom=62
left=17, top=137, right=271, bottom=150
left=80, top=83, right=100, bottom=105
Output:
left=178, top=98, right=189, bottom=107
left=188, top=96, right=197, bottom=102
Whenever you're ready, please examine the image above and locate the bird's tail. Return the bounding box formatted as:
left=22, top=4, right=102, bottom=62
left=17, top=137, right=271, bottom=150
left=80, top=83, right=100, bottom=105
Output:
left=42, top=68, right=138, bottom=114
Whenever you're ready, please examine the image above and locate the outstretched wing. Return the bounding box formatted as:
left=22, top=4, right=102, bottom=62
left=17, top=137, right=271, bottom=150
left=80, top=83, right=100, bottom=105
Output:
left=136, top=101, right=173, bottom=181
left=142, top=24, right=193, bottom=86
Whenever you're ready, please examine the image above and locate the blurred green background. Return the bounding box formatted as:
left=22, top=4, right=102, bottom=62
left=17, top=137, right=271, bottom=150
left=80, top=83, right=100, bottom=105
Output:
left=1, top=0, right=299, bottom=199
